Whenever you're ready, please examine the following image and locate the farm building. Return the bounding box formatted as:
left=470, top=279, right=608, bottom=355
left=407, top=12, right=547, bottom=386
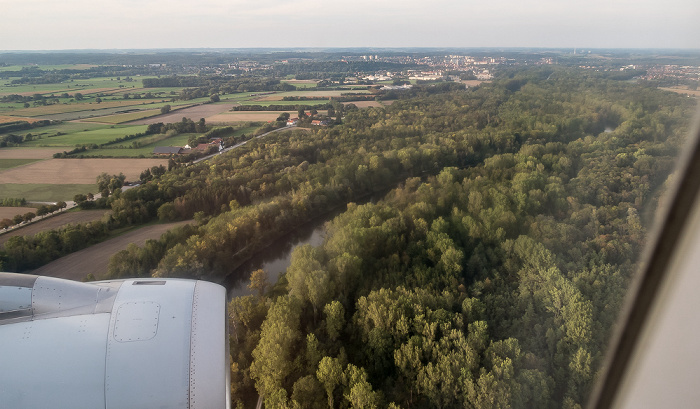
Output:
left=153, top=146, right=184, bottom=155
left=195, top=140, right=224, bottom=152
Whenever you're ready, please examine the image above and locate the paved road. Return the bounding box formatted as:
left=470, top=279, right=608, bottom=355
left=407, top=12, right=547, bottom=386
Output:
left=0, top=209, right=107, bottom=246
left=193, top=125, right=299, bottom=164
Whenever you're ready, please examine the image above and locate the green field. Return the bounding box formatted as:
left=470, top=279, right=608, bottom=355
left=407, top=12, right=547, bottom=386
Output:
left=0, top=158, right=41, bottom=170
left=23, top=125, right=149, bottom=147
left=73, top=125, right=258, bottom=158
left=236, top=100, right=330, bottom=107
left=82, top=109, right=161, bottom=124
left=0, top=76, right=161, bottom=96
left=76, top=133, right=196, bottom=157
left=0, top=103, right=27, bottom=113
left=7, top=99, right=154, bottom=117
left=281, top=81, right=318, bottom=89
left=4, top=122, right=104, bottom=138
left=0, top=183, right=97, bottom=202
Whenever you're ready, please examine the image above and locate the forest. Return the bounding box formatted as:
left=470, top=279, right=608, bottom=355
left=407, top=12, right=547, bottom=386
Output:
left=223, top=69, right=692, bottom=408
left=0, top=66, right=695, bottom=408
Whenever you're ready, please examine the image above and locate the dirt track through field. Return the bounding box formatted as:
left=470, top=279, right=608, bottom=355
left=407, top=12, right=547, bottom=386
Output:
left=0, top=209, right=108, bottom=246
left=30, top=220, right=193, bottom=281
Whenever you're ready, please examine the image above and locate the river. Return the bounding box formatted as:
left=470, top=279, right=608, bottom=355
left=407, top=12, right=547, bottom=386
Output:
left=224, top=216, right=328, bottom=299
left=224, top=190, right=389, bottom=299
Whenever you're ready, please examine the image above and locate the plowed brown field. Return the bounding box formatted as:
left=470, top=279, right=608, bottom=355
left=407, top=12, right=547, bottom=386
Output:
left=0, top=148, right=61, bottom=159
left=0, top=207, right=38, bottom=221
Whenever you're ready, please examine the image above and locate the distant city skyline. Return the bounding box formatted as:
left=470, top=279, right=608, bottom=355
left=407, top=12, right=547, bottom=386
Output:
left=1, top=0, right=699, bottom=51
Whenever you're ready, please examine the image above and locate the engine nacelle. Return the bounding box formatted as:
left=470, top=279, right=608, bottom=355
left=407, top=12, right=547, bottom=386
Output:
left=0, top=273, right=230, bottom=409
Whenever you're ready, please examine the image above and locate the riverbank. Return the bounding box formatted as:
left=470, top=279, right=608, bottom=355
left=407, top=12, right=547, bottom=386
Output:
left=224, top=187, right=391, bottom=299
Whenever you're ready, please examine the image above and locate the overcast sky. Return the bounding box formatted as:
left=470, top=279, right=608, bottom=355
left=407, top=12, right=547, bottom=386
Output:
left=1, top=0, right=698, bottom=50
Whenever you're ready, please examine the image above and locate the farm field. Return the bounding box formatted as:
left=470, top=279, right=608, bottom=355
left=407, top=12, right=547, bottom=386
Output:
left=1, top=121, right=106, bottom=138
left=0, top=64, right=97, bottom=72
left=22, top=125, right=149, bottom=147
left=254, top=90, right=372, bottom=101
left=82, top=109, right=161, bottom=124
left=461, top=79, right=488, bottom=87
left=128, top=103, right=236, bottom=125
left=0, top=147, right=63, bottom=159
left=659, top=87, right=700, bottom=97
left=6, top=99, right=157, bottom=117
left=207, top=111, right=296, bottom=122
left=0, top=76, right=158, bottom=96
left=207, top=111, right=330, bottom=123
left=0, top=209, right=108, bottom=246
left=0, top=115, right=43, bottom=124
left=0, top=207, right=38, bottom=220
left=281, top=80, right=319, bottom=88
left=76, top=133, right=195, bottom=157
left=0, top=183, right=97, bottom=202
left=0, top=158, right=40, bottom=170
left=30, top=220, right=193, bottom=280
left=343, top=100, right=384, bottom=108
left=76, top=126, right=256, bottom=157
left=0, top=158, right=168, bottom=184
left=27, top=101, right=179, bottom=122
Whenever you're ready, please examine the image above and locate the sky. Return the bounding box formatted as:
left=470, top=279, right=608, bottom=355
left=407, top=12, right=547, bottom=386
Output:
left=1, top=0, right=699, bottom=50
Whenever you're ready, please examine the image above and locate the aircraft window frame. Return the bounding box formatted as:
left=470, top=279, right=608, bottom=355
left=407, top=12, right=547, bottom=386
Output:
left=588, top=109, right=700, bottom=409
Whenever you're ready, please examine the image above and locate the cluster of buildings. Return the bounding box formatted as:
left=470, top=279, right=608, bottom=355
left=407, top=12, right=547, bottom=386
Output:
left=638, top=64, right=700, bottom=83
left=286, top=117, right=330, bottom=126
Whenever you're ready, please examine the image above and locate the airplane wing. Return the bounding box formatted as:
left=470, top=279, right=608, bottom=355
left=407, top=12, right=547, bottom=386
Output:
left=0, top=273, right=230, bottom=409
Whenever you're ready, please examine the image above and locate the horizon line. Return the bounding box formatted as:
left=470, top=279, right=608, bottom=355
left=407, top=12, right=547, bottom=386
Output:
left=2, top=46, right=700, bottom=53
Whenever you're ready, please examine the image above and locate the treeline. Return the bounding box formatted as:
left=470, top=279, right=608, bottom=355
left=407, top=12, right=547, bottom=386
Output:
left=0, top=120, right=52, bottom=146
left=2, top=220, right=109, bottom=271
left=146, top=118, right=207, bottom=135
left=0, top=64, right=172, bottom=81
left=282, top=95, right=377, bottom=103
left=10, top=74, right=70, bottom=84
left=232, top=103, right=333, bottom=112
left=143, top=76, right=297, bottom=100
left=0, top=198, right=26, bottom=207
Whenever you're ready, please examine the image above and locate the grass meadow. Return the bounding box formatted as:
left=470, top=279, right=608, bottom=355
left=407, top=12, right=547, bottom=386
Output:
left=0, top=183, right=98, bottom=202
left=82, top=109, right=162, bottom=124
left=22, top=125, right=149, bottom=147
left=0, top=158, right=41, bottom=170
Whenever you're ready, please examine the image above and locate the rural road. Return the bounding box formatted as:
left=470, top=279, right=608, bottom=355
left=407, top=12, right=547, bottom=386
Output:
left=0, top=209, right=105, bottom=246
left=193, top=125, right=301, bottom=164
left=30, top=220, right=193, bottom=281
